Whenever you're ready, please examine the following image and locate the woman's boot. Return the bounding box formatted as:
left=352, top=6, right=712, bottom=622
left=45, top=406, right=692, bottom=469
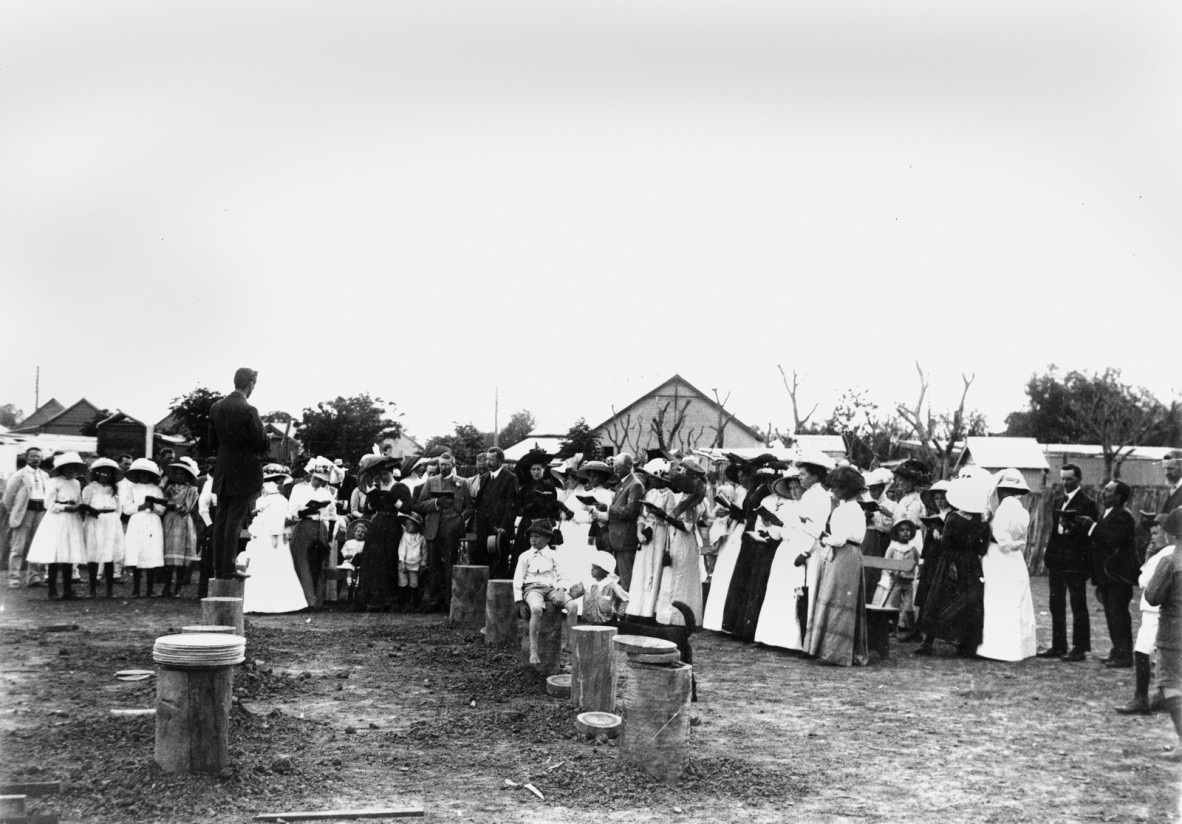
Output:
left=144, top=568, right=156, bottom=598
left=130, top=568, right=141, bottom=598
left=1115, top=652, right=1152, bottom=715
left=104, top=563, right=115, bottom=598
left=47, top=564, right=60, bottom=600
left=159, top=567, right=173, bottom=598
left=87, top=563, right=99, bottom=599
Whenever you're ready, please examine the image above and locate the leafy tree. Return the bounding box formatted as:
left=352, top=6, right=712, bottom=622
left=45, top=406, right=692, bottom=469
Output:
left=424, top=423, right=492, bottom=467
left=1005, top=366, right=1178, bottom=480
left=297, top=394, right=402, bottom=464
left=262, top=410, right=294, bottom=425
left=167, top=387, right=226, bottom=457
left=558, top=418, right=603, bottom=461
left=497, top=409, right=536, bottom=450
left=0, top=403, right=23, bottom=429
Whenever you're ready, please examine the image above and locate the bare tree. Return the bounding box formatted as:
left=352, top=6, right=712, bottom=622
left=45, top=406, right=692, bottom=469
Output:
left=895, top=363, right=976, bottom=480
left=649, top=397, right=703, bottom=455
left=778, top=365, right=818, bottom=432
left=710, top=388, right=734, bottom=448
left=601, top=407, right=638, bottom=455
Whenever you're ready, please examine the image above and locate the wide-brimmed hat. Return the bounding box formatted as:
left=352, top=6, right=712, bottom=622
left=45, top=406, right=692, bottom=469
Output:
left=892, top=459, right=930, bottom=484
left=515, top=449, right=553, bottom=482
left=771, top=471, right=800, bottom=499
left=398, top=511, right=424, bottom=529
left=994, top=467, right=1030, bottom=493
left=680, top=456, right=707, bottom=478
left=49, top=451, right=87, bottom=476
left=168, top=457, right=200, bottom=481
left=127, top=457, right=161, bottom=480
left=578, top=460, right=612, bottom=479
left=946, top=477, right=988, bottom=514
left=89, top=457, right=120, bottom=475
left=525, top=518, right=555, bottom=540
left=921, top=479, right=952, bottom=509
left=1163, top=509, right=1182, bottom=537
left=345, top=518, right=371, bottom=541
left=956, top=465, right=989, bottom=481
left=304, top=456, right=334, bottom=481
left=890, top=519, right=918, bottom=541
left=358, top=454, right=399, bottom=487
left=641, top=458, right=671, bottom=477
left=591, top=550, right=617, bottom=575
left=262, top=462, right=291, bottom=483
left=794, top=450, right=836, bottom=471
left=864, top=468, right=893, bottom=487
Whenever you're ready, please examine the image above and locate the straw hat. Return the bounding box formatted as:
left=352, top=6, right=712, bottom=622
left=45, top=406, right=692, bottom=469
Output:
left=128, top=458, right=161, bottom=480
left=578, top=460, right=612, bottom=479
left=680, top=456, right=707, bottom=478
left=946, top=477, right=988, bottom=514
left=864, top=468, right=893, bottom=487
left=592, top=550, right=617, bottom=575
left=794, top=450, right=836, bottom=471
left=892, top=459, right=930, bottom=484
left=50, top=451, right=87, bottom=476
left=397, top=511, right=424, bottom=529
left=262, top=463, right=291, bottom=483
left=169, top=457, right=200, bottom=481
left=994, top=467, right=1030, bottom=493
left=525, top=518, right=555, bottom=540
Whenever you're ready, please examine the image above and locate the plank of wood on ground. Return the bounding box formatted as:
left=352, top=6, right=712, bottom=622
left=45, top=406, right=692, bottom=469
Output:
left=0, top=784, right=60, bottom=798
left=0, top=814, right=60, bottom=824
left=253, top=807, right=425, bottom=821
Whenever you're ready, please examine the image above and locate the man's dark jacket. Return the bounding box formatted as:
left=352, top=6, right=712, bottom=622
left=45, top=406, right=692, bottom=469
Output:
left=1043, top=489, right=1099, bottom=574
left=1085, top=506, right=1138, bottom=587
left=207, top=390, right=269, bottom=498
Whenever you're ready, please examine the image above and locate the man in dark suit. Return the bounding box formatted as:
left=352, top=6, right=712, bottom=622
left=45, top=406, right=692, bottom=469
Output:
left=413, top=451, right=474, bottom=611
left=1160, top=451, right=1182, bottom=517
left=473, top=446, right=518, bottom=579
left=207, top=367, right=269, bottom=585
left=1076, top=480, right=1139, bottom=668
left=603, top=452, right=644, bottom=591
left=1039, top=463, right=1100, bottom=661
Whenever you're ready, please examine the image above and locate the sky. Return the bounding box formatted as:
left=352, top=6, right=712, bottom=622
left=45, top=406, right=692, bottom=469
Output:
left=2, top=0, right=1179, bottom=444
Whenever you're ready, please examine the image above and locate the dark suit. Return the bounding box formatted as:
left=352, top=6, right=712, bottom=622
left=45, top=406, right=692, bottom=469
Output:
left=1085, top=506, right=1138, bottom=661
left=1043, top=488, right=1099, bottom=653
left=413, top=473, right=474, bottom=610
left=1162, top=484, right=1182, bottom=519
left=607, top=473, right=645, bottom=590
left=207, top=390, right=269, bottom=580
left=473, top=469, right=518, bottom=579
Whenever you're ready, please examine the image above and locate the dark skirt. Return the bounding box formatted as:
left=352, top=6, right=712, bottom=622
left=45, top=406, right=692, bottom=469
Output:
left=914, top=532, right=942, bottom=609
left=357, top=512, right=402, bottom=609
left=737, top=540, right=780, bottom=642
left=860, top=528, right=890, bottom=601
left=720, top=533, right=759, bottom=634
left=918, top=549, right=984, bottom=648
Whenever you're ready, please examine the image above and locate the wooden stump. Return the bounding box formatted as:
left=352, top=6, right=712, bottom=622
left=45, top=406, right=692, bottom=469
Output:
left=208, top=578, right=244, bottom=601
left=621, top=661, right=692, bottom=783
left=449, top=565, right=489, bottom=627
left=485, top=580, right=516, bottom=646
left=519, top=605, right=563, bottom=676
left=155, top=664, right=233, bottom=773
left=201, top=597, right=244, bottom=637
left=571, top=626, right=617, bottom=712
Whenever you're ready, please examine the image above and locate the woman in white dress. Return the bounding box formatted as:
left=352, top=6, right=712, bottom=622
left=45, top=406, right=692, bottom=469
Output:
left=629, top=459, right=675, bottom=619
left=241, top=464, right=308, bottom=614
left=976, top=468, right=1037, bottom=661
left=754, top=471, right=814, bottom=650
left=702, top=461, right=751, bottom=632
left=792, top=454, right=836, bottom=642
left=655, top=457, right=708, bottom=626
left=27, top=452, right=88, bottom=600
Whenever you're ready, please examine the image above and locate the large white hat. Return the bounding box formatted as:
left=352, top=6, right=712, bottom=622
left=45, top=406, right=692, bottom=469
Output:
left=864, top=468, right=893, bottom=487
left=89, top=457, right=120, bottom=474
left=794, top=450, right=836, bottom=471
left=592, top=550, right=617, bottom=575
left=50, top=451, right=87, bottom=475
left=993, top=467, right=1030, bottom=493
left=168, top=457, right=200, bottom=481
left=946, top=477, right=988, bottom=514
left=128, top=458, right=161, bottom=479
left=956, top=465, right=989, bottom=481
left=642, top=458, right=671, bottom=476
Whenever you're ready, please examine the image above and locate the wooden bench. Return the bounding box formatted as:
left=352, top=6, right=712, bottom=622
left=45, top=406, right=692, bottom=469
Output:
left=861, top=556, right=918, bottom=660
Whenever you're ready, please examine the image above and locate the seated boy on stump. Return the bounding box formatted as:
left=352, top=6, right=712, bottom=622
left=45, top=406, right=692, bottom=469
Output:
left=513, top=519, right=575, bottom=664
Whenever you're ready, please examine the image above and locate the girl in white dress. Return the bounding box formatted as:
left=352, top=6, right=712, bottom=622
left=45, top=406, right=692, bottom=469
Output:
left=241, top=465, right=308, bottom=614
left=122, top=458, right=166, bottom=598
left=81, top=457, right=125, bottom=598
left=27, top=452, right=88, bottom=600
left=976, top=468, right=1037, bottom=661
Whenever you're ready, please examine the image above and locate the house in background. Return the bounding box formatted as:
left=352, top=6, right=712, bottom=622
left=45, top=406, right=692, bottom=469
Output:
left=9, top=398, right=102, bottom=436
left=954, top=436, right=1051, bottom=492
left=265, top=422, right=303, bottom=463
left=1041, top=444, right=1175, bottom=487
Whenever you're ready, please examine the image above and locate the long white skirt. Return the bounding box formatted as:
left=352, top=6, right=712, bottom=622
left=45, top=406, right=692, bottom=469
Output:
left=124, top=512, right=164, bottom=569
left=702, top=524, right=743, bottom=632
left=26, top=511, right=86, bottom=565
left=976, top=546, right=1037, bottom=661
left=241, top=534, right=309, bottom=614
left=627, top=523, right=670, bottom=618
left=84, top=512, right=125, bottom=564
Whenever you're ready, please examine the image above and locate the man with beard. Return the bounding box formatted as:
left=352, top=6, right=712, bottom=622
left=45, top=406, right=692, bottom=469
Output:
left=474, top=447, right=518, bottom=579
left=1076, top=480, right=1139, bottom=668
left=413, top=451, right=473, bottom=611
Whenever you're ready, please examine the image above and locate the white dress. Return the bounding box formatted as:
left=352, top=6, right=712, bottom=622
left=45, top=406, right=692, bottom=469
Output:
left=976, top=496, right=1037, bottom=661
left=82, top=482, right=125, bottom=564
left=702, top=486, right=747, bottom=632
left=241, top=490, right=309, bottom=614
left=26, top=477, right=87, bottom=565
left=123, top=482, right=165, bottom=569
left=654, top=495, right=704, bottom=626
left=628, top=486, right=674, bottom=618
left=754, top=495, right=815, bottom=650
left=557, top=485, right=610, bottom=616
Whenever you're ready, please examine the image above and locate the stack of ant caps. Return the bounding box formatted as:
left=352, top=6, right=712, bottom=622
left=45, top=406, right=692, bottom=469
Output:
left=612, top=635, right=680, bottom=665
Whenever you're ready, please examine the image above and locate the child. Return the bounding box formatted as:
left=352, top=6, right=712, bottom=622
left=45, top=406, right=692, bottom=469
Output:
left=81, top=457, right=125, bottom=598
left=1117, top=512, right=1177, bottom=715
left=513, top=519, right=576, bottom=665
left=339, top=518, right=369, bottom=599
left=873, top=519, right=921, bottom=630
left=161, top=457, right=200, bottom=598
left=396, top=512, right=425, bottom=611
left=568, top=550, right=630, bottom=624
left=122, top=458, right=166, bottom=597
left=26, top=452, right=88, bottom=600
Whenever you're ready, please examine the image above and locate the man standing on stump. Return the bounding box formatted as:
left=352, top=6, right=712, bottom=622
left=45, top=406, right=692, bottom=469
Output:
left=207, top=367, right=269, bottom=588
left=413, top=451, right=473, bottom=611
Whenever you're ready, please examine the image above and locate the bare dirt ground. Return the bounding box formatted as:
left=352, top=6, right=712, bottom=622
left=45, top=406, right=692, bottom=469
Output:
left=1, top=576, right=1179, bottom=824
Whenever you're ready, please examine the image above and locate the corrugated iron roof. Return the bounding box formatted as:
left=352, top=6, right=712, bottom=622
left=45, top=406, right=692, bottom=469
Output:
left=960, top=437, right=1050, bottom=470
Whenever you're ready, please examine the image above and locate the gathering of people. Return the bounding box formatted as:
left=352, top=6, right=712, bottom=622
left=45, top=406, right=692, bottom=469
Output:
left=3, top=367, right=1182, bottom=753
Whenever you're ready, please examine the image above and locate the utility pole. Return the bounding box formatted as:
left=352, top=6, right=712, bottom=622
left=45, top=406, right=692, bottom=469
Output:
left=34, top=365, right=40, bottom=410
left=493, top=387, right=500, bottom=447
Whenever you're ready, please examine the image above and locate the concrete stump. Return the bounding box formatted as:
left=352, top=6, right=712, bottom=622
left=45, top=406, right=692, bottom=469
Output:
left=485, top=579, right=516, bottom=646
left=155, top=664, right=233, bottom=773
left=571, top=625, right=617, bottom=712
left=449, top=565, right=489, bottom=627
left=201, top=597, right=244, bottom=636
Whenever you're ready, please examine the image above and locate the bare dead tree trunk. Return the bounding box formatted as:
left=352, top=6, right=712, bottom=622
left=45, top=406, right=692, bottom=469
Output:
left=778, top=365, right=817, bottom=433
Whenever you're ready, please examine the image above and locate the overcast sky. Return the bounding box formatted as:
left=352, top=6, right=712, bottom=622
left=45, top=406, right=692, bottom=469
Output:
left=2, top=0, right=1179, bottom=443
